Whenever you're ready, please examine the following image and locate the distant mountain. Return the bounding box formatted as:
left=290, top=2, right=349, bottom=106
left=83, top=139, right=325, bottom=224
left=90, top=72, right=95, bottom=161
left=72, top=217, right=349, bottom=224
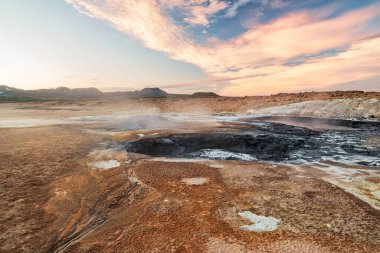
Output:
left=0, top=85, right=220, bottom=101
left=137, top=88, right=168, bottom=98
left=0, top=86, right=103, bottom=100
left=26, top=87, right=103, bottom=99
left=190, top=92, right=220, bottom=98
left=0, top=85, right=20, bottom=97
left=103, top=87, right=168, bottom=99
left=25, top=87, right=103, bottom=99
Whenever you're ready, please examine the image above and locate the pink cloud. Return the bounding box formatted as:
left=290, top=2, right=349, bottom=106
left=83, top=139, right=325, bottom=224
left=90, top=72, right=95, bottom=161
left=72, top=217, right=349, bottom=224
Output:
left=183, top=0, right=227, bottom=26
left=220, top=37, right=380, bottom=95
left=211, top=4, right=380, bottom=69
left=65, top=0, right=380, bottom=95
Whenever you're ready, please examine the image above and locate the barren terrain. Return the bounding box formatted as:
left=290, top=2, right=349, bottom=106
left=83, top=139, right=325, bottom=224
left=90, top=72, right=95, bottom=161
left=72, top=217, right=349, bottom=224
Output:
left=1, top=92, right=379, bottom=252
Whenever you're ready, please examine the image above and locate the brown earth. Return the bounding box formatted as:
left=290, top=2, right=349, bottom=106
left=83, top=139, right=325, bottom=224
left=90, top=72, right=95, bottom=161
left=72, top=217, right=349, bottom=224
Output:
left=2, top=90, right=380, bottom=116
left=1, top=125, right=379, bottom=252
left=1, top=92, right=380, bottom=252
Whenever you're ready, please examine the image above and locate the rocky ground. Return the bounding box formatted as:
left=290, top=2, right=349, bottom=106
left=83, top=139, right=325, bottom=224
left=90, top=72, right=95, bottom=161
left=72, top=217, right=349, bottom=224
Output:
left=1, top=90, right=380, bottom=120
left=1, top=92, right=379, bottom=252
left=247, top=99, right=380, bottom=120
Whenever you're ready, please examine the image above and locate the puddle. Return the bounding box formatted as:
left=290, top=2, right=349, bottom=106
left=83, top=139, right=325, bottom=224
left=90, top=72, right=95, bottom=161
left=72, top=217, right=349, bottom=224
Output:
left=208, top=164, right=225, bottom=168
left=92, top=160, right=121, bottom=170
left=238, top=211, right=280, bottom=232
left=182, top=177, right=208, bottom=185
left=191, top=149, right=257, bottom=161
left=54, top=188, right=67, bottom=197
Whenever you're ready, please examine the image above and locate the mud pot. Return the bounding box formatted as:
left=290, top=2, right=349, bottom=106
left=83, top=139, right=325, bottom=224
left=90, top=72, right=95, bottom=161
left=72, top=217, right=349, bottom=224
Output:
left=2, top=114, right=380, bottom=253
left=124, top=117, right=380, bottom=167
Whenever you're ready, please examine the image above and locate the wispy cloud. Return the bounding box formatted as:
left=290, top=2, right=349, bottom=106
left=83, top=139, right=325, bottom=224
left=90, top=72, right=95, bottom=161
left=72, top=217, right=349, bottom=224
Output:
left=225, top=0, right=252, bottom=18
left=182, top=0, right=227, bottom=26
left=221, top=36, right=380, bottom=95
left=65, top=0, right=380, bottom=95
left=161, top=0, right=228, bottom=26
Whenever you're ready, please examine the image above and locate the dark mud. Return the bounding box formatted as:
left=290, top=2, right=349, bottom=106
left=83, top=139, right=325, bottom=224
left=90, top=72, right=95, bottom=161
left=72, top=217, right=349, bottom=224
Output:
left=124, top=118, right=380, bottom=166
left=124, top=132, right=309, bottom=160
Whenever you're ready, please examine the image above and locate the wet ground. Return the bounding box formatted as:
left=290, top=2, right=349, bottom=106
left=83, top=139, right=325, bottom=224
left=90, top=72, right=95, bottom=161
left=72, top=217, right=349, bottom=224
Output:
left=1, top=107, right=380, bottom=252
left=120, top=115, right=380, bottom=211
left=124, top=115, right=380, bottom=167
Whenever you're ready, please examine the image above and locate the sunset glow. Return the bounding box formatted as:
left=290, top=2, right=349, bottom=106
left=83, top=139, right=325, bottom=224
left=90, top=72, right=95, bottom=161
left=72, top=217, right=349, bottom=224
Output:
left=1, top=0, right=380, bottom=95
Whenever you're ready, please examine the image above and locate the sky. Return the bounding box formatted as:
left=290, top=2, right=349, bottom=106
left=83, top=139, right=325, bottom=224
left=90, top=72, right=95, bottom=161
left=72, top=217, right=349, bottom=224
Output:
left=0, top=0, right=380, bottom=95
